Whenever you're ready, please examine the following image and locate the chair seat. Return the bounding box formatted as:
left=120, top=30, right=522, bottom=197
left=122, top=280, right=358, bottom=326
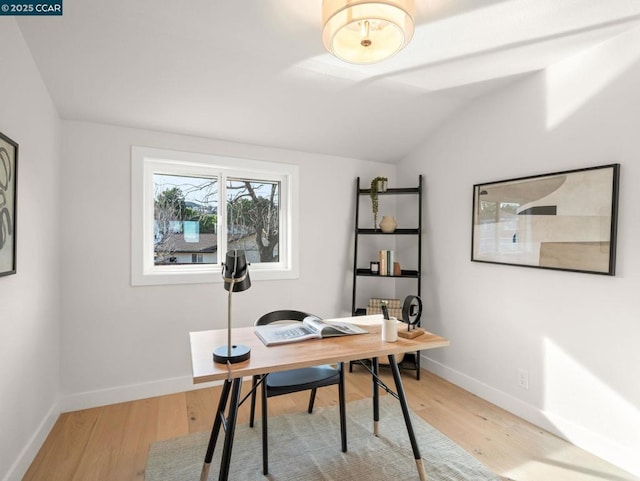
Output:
left=266, top=365, right=340, bottom=395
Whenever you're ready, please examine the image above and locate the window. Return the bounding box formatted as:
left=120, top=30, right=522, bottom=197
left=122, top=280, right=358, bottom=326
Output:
left=132, top=147, right=298, bottom=285
left=155, top=173, right=218, bottom=266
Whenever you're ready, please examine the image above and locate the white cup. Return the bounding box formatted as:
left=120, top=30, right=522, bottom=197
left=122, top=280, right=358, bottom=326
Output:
left=382, top=317, right=398, bottom=342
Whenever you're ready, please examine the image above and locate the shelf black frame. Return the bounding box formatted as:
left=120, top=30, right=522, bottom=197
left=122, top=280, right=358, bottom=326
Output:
left=356, top=228, right=419, bottom=235
left=355, top=269, right=419, bottom=278
left=351, top=176, right=423, bottom=379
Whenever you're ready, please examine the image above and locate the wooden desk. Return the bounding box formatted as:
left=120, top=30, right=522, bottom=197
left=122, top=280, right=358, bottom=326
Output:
left=190, top=325, right=449, bottom=481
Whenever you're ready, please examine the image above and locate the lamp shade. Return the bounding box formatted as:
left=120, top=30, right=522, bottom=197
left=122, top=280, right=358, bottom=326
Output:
left=322, top=0, right=415, bottom=64
left=213, top=250, right=252, bottom=364
left=222, top=250, right=251, bottom=292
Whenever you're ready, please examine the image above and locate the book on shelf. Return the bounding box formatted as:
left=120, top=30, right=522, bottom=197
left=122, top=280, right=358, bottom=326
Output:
left=254, top=315, right=369, bottom=346
left=378, top=249, right=395, bottom=276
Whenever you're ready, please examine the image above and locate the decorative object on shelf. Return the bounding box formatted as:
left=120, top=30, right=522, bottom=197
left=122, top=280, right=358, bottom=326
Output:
left=369, top=176, right=388, bottom=228
left=393, top=261, right=401, bottom=276
left=213, top=250, right=252, bottom=364
left=370, top=261, right=379, bottom=275
left=321, top=0, right=416, bottom=64
left=379, top=215, right=397, bottom=233
left=367, top=298, right=402, bottom=319
left=472, top=164, right=620, bottom=275
left=398, top=295, right=424, bottom=339
left=0, top=131, right=18, bottom=277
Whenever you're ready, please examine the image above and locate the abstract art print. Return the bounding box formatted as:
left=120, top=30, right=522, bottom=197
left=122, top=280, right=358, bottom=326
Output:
left=0, top=131, right=18, bottom=277
left=472, top=164, right=619, bottom=275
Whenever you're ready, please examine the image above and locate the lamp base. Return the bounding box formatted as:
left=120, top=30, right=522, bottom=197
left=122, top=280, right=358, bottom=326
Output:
left=213, top=345, right=251, bottom=364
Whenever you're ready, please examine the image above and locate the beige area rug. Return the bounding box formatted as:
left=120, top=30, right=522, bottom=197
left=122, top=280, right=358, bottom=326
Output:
left=146, top=397, right=501, bottom=481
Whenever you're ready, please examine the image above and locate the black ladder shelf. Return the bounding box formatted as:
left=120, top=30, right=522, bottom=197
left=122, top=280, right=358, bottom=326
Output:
left=350, top=175, right=423, bottom=379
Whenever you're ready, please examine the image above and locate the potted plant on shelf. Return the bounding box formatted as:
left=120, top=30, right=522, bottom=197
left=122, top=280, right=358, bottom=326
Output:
left=370, top=176, right=388, bottom=229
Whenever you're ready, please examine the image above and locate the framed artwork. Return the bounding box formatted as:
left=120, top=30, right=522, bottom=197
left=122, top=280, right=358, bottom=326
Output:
left=0, top=131, right=18, bottom=277
left=471, top=164, right=620, bottom=275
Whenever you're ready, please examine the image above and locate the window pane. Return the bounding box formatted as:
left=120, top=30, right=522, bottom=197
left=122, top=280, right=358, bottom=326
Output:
left=226, top=178, right=280, bottom=264
left=154, top=174, right=218, bottom=265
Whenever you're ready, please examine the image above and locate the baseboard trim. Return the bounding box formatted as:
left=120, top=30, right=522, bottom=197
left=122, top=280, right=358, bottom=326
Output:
left=421, top=354, right=640, bottom=478
left=2, top=403, right=59, bottom=481
left=420, top=355, right=558, bottom=433
left=60, top=375, right=224, bottom=412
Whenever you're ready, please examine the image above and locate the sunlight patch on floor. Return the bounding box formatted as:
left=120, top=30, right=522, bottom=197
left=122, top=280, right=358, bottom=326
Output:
left=505, top=445, right=639, bottom=481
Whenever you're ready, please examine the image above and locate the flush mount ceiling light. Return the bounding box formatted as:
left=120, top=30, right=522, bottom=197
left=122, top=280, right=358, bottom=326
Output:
left=322, top=0, right=415, bottom=64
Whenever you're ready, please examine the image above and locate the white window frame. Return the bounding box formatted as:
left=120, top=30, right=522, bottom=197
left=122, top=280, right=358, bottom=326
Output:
left=132, top=146, right=299, bottom=286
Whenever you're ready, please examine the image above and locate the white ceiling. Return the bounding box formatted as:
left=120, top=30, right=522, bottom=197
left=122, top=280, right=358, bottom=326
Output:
left=16, top=0, right=640, bottom=162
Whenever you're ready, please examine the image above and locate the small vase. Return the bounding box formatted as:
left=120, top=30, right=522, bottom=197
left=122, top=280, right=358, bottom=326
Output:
left=379, top=216, right=397, bottom=233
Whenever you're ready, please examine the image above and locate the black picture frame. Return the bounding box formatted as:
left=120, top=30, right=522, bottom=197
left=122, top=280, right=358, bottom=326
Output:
left=0, top=131, right=18, bottom=277
left=471, top=164, right=619, bottom=275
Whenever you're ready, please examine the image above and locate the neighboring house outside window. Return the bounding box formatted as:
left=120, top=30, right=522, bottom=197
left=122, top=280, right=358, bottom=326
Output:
left=191, top=253, right=205, bottom=264
left=132, top=146, right=298, bottom=286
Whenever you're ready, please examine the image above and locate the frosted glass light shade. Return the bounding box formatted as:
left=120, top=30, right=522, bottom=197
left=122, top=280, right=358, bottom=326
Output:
left=322, top=0, right=415, bottom=64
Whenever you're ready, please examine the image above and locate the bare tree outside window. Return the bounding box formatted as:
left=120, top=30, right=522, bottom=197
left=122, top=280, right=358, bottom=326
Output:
left=154, top=174, right=218, bottom=265
left=153, top=174, right=280, bottom=265
left=227, top=179, right=280, bottom=264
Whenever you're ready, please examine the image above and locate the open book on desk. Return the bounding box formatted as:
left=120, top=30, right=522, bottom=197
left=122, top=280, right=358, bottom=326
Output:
left=254, top=315, right=369, bottom=346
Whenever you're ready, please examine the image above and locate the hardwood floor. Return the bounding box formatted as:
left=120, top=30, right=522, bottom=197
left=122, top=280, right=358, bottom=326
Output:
left=23, top=369, right=638, bottom=481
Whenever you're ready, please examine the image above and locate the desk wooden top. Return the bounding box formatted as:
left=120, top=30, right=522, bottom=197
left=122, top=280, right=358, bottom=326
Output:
left=190, top=325, right=449, bottom=384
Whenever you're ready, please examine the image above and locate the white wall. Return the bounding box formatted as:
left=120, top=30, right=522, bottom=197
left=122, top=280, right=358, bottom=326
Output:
left=59, top=120, right=395, bottom=410
left=0, top=19, right=61, bottom=481
left=400, top=27, right=640, bottom=477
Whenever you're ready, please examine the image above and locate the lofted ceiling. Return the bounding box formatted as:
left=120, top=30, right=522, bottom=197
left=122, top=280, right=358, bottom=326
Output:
left=16, top=0, right=640, bottom=162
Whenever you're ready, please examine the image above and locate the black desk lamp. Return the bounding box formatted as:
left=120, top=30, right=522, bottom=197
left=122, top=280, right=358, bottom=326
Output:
left=213, top=250, right=252, bottom=364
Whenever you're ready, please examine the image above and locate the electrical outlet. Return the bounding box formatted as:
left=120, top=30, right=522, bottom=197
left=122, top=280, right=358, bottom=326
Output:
left=517, top=369, right=529, bottom=390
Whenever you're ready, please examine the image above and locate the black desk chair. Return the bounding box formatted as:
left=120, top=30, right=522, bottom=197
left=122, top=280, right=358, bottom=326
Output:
left=249, top=309, right=347, bottom=475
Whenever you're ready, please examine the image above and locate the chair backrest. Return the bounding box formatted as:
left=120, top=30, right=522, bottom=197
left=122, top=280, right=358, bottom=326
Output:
left=255, top=310, right=315, bottom=326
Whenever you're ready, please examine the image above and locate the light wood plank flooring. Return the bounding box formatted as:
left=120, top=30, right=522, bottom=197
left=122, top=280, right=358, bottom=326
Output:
left=23, top=369, right=638, bottom=481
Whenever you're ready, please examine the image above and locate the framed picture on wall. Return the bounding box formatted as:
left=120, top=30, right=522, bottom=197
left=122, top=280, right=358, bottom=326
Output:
left=0, top=131, right=18, bottom=277
left=471, top=164, right=620, bottom=275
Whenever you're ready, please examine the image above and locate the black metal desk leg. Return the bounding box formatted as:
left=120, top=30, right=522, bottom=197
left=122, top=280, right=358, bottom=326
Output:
left=372, top=357, right=379, bottom=436
left=218, top=378, right=243, bottom=481
left=249, top=375, right=258, bottom=427
left=200, top=379, right=232, bottom=481
left=261, top=374, right=269, bottom=475
left=388, top=355, right=427, bottom=481
left=338, top=362, right=347, bottom=452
